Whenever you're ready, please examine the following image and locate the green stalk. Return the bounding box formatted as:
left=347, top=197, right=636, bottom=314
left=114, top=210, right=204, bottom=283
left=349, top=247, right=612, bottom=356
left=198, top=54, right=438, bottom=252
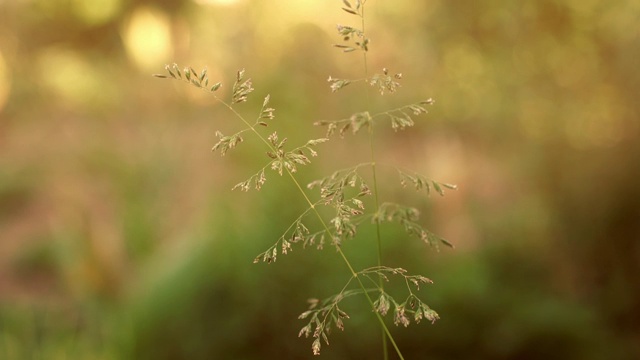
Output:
left=359, top=3, right=390, bottom=359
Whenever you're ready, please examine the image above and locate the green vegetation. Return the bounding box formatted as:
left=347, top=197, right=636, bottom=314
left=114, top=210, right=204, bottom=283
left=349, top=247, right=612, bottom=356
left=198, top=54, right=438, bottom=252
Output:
left=1, top=0, right=638, bottom=359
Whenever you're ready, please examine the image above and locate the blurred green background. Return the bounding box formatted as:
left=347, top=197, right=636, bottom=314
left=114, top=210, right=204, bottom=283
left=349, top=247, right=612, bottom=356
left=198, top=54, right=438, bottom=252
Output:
left=1, top=0, right=639, bottom=358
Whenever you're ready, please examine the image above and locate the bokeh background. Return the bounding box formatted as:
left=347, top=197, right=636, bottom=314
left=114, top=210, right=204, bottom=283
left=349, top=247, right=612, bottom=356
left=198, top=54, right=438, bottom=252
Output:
left=1, top=0, right=639, bottom=358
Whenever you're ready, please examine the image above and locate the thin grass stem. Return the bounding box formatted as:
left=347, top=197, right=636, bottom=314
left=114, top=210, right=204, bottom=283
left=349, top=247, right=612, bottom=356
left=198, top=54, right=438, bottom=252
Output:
left=359, top=2, right=391, bottom=358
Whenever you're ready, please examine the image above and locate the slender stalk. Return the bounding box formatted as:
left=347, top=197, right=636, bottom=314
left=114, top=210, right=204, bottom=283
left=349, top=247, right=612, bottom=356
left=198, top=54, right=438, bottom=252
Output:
left=360, top=3, right=390, bottom=359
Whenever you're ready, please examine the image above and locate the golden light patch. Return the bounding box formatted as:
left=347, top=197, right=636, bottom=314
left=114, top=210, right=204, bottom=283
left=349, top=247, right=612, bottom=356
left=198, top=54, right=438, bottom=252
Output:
left=122, top=6, right=173, bottom=71
left=36, top=47, right=101, bottom=106
left=72, top=0, right=123, bottom=26
left=193, top=0, right=243, bottom=6
left=0, top=51, right=9, bottom=112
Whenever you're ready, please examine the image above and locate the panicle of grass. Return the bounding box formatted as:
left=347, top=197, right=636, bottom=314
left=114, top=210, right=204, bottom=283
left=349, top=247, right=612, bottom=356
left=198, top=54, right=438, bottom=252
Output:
left=212, top=131, right=243, bottom=155
left=325, top=68, right=402, bottom=95
left=153, top=63, right=222, bottom=93
left=334, top=24, right=369, bottom=52
left=232, top=68, right=254, bottom=103
left=154, top=0, right=457, bottom=357
left=398, top=169, right=458, bottom=196
left=297, top=265, right=439, bottom=355
left=368, top=67, right=403, bottom=95
left=371, top=202, right=454, bottom=249
left=315, top=99, right=436, bottom=135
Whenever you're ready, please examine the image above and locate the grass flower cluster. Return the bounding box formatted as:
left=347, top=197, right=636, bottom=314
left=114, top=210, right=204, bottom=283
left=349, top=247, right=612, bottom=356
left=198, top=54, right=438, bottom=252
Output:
left=154, top=0, right=456, bottom=357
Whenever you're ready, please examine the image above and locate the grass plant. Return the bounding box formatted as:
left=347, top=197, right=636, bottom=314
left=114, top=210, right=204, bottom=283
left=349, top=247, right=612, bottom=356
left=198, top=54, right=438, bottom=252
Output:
left=154, top=1, right=456, bottom=357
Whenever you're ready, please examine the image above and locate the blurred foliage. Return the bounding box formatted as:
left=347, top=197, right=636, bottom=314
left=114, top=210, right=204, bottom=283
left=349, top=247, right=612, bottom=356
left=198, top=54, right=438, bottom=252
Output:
left=0, top=0, right=638, bottom=359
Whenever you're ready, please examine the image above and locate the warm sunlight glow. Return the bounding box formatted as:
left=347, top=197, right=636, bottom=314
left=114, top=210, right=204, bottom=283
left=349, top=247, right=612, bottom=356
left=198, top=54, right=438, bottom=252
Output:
left=72, top=0, right=123, bottom=25
left=37, top=47, right=100, bottom=106
left=122, top=6, right=173, bottom=71
left=0, top=51, right=9, bottom=112
left=193, top=0, right=242, bottom=6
